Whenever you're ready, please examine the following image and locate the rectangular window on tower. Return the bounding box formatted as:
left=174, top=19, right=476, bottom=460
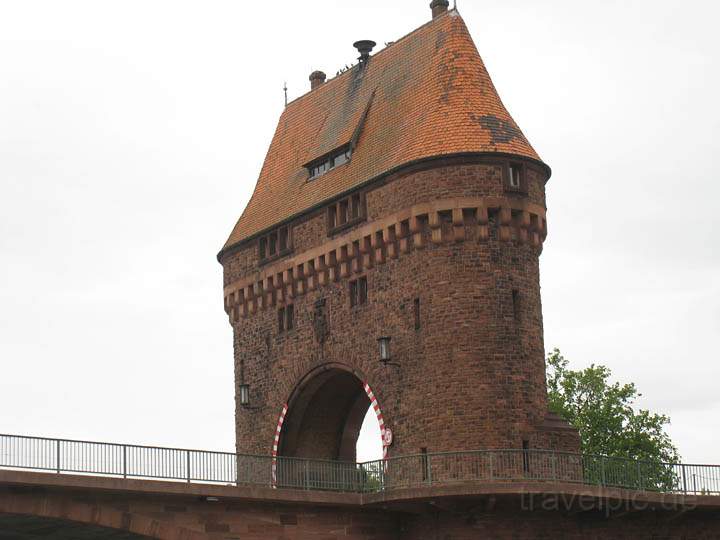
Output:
left=258, top=226, right=293, bottom=264
left=414, top=298, right=421, bottom=330
left=285, top=304, right=294, bottom=331
left=327, top=193, right=366, bottom=236
left=278, top=307, right=285, bottom=333
left=268, top=233, right=277, bottom=256
left=339, top=199, right=349, bottom=225
left=278, top=227, right=288, bottom=252
left=349, top=280, right=358, bottom=307
left=351, top=194, right=361, bottom=220
left=507, top=163, right=523, bottom=191
left=278, top=304, right=294, bottom=333
left=512, top=289, right=521, bottom=321
left=358, top=276, right=368, bottom=304
left=349, top=277, right=368, bottom=307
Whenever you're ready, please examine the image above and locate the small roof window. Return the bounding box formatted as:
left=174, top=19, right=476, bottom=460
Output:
left=308, top=146, right=352, bottom=181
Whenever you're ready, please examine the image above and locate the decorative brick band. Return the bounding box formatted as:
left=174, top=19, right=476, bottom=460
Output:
left=224, top=196, right=547, bottom=322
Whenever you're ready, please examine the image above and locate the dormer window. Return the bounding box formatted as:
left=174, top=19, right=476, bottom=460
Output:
left=333, top=148, right=352, bottom=168
left=307, top=146, right=352, bottom=180
left=309, top=161, right=329, bottom=179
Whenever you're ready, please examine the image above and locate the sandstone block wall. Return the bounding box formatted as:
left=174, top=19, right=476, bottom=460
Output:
left=220, top=156, right=579, bottom=459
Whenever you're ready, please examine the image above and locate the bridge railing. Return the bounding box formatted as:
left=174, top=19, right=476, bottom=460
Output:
left=0, top=434, right=237, bottom=484
left=2, top=434, right=719, bottom=495
left=357, top=450, right=720, bottom=495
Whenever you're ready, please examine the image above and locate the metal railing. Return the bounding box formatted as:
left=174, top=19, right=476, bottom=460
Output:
left=0, top=434, right=237, bottom=484
left=1, top=434, right=719, bottom=495
left=358, top=450, right=720, bottom=495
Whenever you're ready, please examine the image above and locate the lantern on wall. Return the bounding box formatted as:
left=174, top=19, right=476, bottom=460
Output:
left=239, top=383, right=250, bottom=407
left=377, top=336, right=392, bottom=364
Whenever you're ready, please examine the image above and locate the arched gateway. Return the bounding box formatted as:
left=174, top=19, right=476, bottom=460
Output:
left=272, top=365, right=385, bottom=463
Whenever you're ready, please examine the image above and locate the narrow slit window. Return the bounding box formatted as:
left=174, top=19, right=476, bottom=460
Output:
left=414, top=298, right=421, bottom=330
left=512, top=290, right=520, bottom=321
left=339, top=200, right=349, bottom=225
left=285, top=304, right=294, bottom=331
left=269, top=232, right=277, bottom=256
left=509, top=164, right=522, bottom=189
left=278, top=307, right=285, bottom=333
left=349, top=280, right=358, bottom=307
left=278, top=227, right=288, bottom=252
left=351, top=194, right=361, bottom=220
left=358, top=276, right=368, bottom=305
left=259, top=238, right=267, bottom=260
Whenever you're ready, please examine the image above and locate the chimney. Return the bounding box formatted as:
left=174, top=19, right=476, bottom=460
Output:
left=430, top=0, right=449, bottom=19
left=353, top=40, right=376, bottom=66
left=309, top=70, right=327, bottom=90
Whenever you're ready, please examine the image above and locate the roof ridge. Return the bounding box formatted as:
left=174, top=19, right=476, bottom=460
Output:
left=286, top=9, right=460, bottom=109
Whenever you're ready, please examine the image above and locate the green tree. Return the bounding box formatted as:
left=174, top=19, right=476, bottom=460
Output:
left=546, top=348, right=680, bottom=464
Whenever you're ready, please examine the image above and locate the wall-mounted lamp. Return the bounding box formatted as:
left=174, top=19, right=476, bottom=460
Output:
left=239, top=383, right=250, bottom=407
left=239, top=383, right=263, bottom=410
left=378, top=336, right=393, bottom=364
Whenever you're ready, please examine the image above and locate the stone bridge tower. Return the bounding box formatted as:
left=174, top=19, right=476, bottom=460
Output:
left=218, top=1, right=579, bottom=462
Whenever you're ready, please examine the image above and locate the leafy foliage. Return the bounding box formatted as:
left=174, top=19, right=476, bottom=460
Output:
left=546, top=348, right=680, bottom=465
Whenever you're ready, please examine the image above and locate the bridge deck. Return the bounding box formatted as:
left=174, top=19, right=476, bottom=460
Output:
left=3, top=469, right=720, bottom=540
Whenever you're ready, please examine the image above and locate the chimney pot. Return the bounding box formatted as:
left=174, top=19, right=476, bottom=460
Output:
left=309, top=70, right=327, bottom=90
left=353, top=40, right=376, bottom=65
left=430, top=0, right=450, bottom=18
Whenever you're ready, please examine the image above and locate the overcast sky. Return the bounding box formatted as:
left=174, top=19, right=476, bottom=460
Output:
left=1, top=0, right=718, bottom=465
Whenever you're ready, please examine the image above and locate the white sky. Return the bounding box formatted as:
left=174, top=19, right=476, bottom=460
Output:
left=1, top=0, right=718, bottom=465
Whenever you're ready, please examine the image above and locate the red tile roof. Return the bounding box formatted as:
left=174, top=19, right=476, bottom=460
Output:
left=223, top=10, right=545, bottom=250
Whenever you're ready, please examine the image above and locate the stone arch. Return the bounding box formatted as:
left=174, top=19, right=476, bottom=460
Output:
left=0, top=492, right=206, bottom=540
left=272, top=363, right=385, bottom=463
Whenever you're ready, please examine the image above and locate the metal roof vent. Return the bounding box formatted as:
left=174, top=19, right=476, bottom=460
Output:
left=353, top=40, right=376, bottom=66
